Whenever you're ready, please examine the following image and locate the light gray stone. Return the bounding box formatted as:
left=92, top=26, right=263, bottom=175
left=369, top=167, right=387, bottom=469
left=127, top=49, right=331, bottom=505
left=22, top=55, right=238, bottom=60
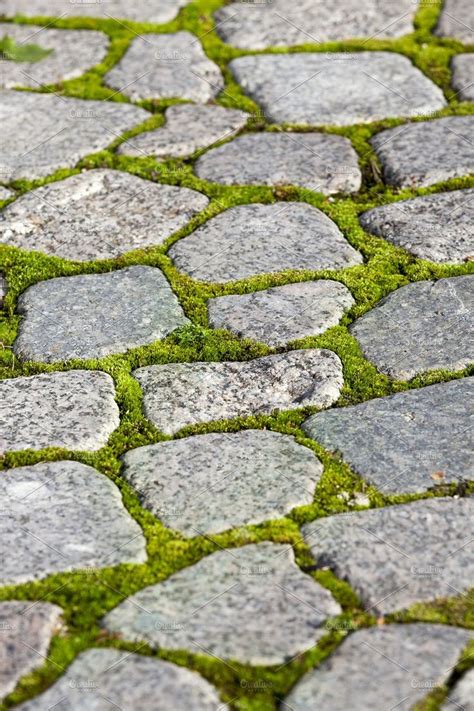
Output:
left=169, top=203, right=362, bottom=283
left=195, top=133, right=361, bottom=193
left=359, top=189, right=474, bottom=264
left=18, top=648, right=227, bottom=711
left=443, top=669, right=474, bottom=711
left=302, top=497, right=474, bottom=614
left=103, top=543, right=341, bottom=665
left=0, top=370, right=119, bottom=453
left=436, top=0, right=474, bottom=42
left=0, top=273, right=6, bottom=307
left=105, top=32, right=223, bottom=102
left=285, top=624, right=472, bottom=711
left=303, top=378, right=474, bottom=494
left=0, top=460, right=147, bottom=586
left=118, top=103, right=249, bottom=158
left=350, top=276, right=473, bottom=380
left=14, top=266, right=189, bottom=363
left=122, top=430, right=323, bottom=536
left=0, top=602, right=63, bottom=702
left=208, top=280, right=354, bottom=347
left=371, top=117, right=474, bottom=188
left=0, top=0, right=190, bottom=23
left=452, top=54, right=474, bottom=102
left=134, top=349, right=344, bottom=435
left=0, top=187, right=13, bottom=201
left=0, top=169, right=209, bottom=261
left=0, top=91, right=149, bottom=182
left=230, top=53, right=446, bottom=126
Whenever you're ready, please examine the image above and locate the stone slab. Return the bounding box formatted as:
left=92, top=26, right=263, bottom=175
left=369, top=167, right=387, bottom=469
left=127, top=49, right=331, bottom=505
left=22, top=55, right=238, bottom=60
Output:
left=230, top=52, right=446, bottom=126
left=0, top=273, right=6, bottom=307
left=0, top=187, right=14, bottom=201
left=103, top=543, right=341, bottom=665
left=350, top=275, right=473, bottom=380
left=303, top=377, right=474, bottom=494
left=0, top=169, right=209, bottom=261
left=0, top=370, right=119, bottom=453
left=302, top=497, right=474, bottom=614
left=134, top=349, right=343, bottom=434
left=436, top=0, right=474, bottom=42
left=14, top=265, right=189, bottom=362
left=0, top=0, right=190, bottom=23
left=443, top=669, right=474, bottom=711
left=452, top=54, right=474, bottom=102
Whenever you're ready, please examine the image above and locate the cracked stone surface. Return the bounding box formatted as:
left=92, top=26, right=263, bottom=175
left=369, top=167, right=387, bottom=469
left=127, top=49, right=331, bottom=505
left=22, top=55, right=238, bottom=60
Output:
left=208, top=280, right=354, bottom=347
left=0, top=370, right=119, bottom=453
left=371, top=116, right=474, bottom=188
left=451, top=54, right=474, bottom=102
left=0, top=602, right=63, bottom=702
left=169, top=203, right=362, bottom=283
left=103, top=543, right=341, bottom=665
left=230, top=52, right=446, bottom=126
left=443, top=669, right=474, bottom=711
left=285, top=625, right=472, bottom=711
left=0, top=273, right=6, bottom=308
left=0, top=460, right=147, bottom=586
left=134, top=349, right=343, bottom=434
left=359, top=189, right=474, bottom=264
left=303, top=378, right=474, bottom=494
left=196, top=133, right=361, bottom=193
left=302, top=497, right=474, bottom=614
left=105, top=33, right=224, bottom=102
left=0, top=169, right=209, bottom=261
left=0, top=0, right=190, bottom=23
left=350, top=276, right=473, bottom=380
left=121, top=430, right=323, bottom=536
left=0, top=91, right=149, bottom=182
left=436, top=0, right=474, bottom=42
left=118, top=104, right=249, bottom=158
left=14, top=266, right=189, bottom=363
left=18, top=648, right=228, bottom=711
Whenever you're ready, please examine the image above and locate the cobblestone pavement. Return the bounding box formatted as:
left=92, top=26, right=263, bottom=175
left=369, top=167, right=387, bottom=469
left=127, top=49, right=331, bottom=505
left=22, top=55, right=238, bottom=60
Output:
left=0, top=1, right=472, bottom=709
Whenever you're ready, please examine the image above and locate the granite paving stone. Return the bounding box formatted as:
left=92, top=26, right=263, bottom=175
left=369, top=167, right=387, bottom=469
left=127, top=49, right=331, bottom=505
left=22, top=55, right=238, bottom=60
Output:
left=121, top=430, right=323, bottom=535
left=0, top=187, right=14, bottom=201
left=208, top=280, right=354, bottom=346
left=371, top=116, right=474, bottom=188
left=0, top=91, right=149, bottom=182
left=13, top=266, right=189, bottom=362
left=105, top=32, right=223, bottom=102
left=0, top=169, right=209, bottom=261
left=195, top=133, right=362, bottom=193
left=0, top=0, right=190, bottom=23
left=0, top=602, right=63, bottom=702
left=118, top=104, right=249, bottom=158
left=436, top=0, right=474, bottom=42
left=0, top=273, right=6, bottom=308
left=1, top=460, right=147, bottom=586
left=285, top=625, right=472, bottom=711
left=169, top=203, right=362, bottom=283
left=0, top=370, right=119, bottom=453
left=443, top=669, right=474, bottom=711
left=134, top=349, right=344, bottom=434
left=18, top=649, right=228, bottom=711
left=230, top=52, right=446, bottom=126
left=451, top=54, right=474, bottom=102
left=302, top=497, right=474, bottom=614
left=350, top=275, right=473, bottom=380
left=103, top=543, right=341, bottom=665
left=303, top=377, right=474, bottom=494
left=359, top=189, right=474, bottom=263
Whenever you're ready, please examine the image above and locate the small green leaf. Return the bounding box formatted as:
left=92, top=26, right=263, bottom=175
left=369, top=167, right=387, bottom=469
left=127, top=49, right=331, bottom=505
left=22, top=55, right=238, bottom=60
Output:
left=0, top=34, right=53, bottom=63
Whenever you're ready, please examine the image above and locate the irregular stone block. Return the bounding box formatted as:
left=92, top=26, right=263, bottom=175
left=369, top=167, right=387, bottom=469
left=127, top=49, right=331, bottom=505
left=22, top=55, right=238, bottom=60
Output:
left=452, top=54, right=474, bottom=102
left=443, top=669, right=474, bottom=711
left=0, top=187, right=14, bottom=201
left=0, top=0, right=190, bottom=23
left=436, top=0, right=474, bottom=42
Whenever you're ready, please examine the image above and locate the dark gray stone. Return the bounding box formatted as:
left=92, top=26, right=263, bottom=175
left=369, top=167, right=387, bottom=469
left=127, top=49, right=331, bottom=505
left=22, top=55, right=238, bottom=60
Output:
left=0, top=0, right=190, bottom=23
left=436, top=0, right=474, bottom=42
left=350, top=276, right=473, bottom=380
left=443, top=669, right=474, bottom=711
left=452, top=54, right=474, bottom=102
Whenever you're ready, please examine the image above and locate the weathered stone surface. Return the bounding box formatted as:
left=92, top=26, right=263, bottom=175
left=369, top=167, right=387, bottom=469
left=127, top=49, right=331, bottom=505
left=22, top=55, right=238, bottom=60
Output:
left=285, top=624, right=472, bottom=711
left=18, top=648, right=227, bottom=711
left=0, top=0, right=190, bottom=23
left=0, top=602, right=63, bottom=702
left=443, top=669, right=474, bottom=711
left=436, top=0, right=474, bottom=42
left=0, top=460, right=147, bottom=586
left=118, top=104, right=248, bottom=158
left=0, top=23, right=109, bottom=90
left=0, top=273, right=6, bottom=308
left=103, top=543, right=341, bottom=665
left=122, top=430, right=323, bottom=535
left=350, top=276, right=473, bottom=380
left=196, top=133, right=361, bottom=193
left=169, top=203, right=362, bottom=283
left=105, top=33, right=223, bottom=102
left=0, top=370, right=119, bottom=453
left=303, top=378, right=474, bottom=494
left=359, top=189, right=474, bottom=264
left=303, top=497, right=474, bottom=614
left=230, top=53, right=446, bottom=126
left=14, top=266, right=189, bottom=362
left=0, top=91, right=149, bottom=182
left=452, top=54, right=474, bottom=102
left=0, top=187, right=14, bottom=201
left=371, top=117, right=474, bottom=188
left=0, top=169, right=209, bottom=261
left=208, top=280, right=354, bottom=347
left=134, top=349, right=343, bottom=434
